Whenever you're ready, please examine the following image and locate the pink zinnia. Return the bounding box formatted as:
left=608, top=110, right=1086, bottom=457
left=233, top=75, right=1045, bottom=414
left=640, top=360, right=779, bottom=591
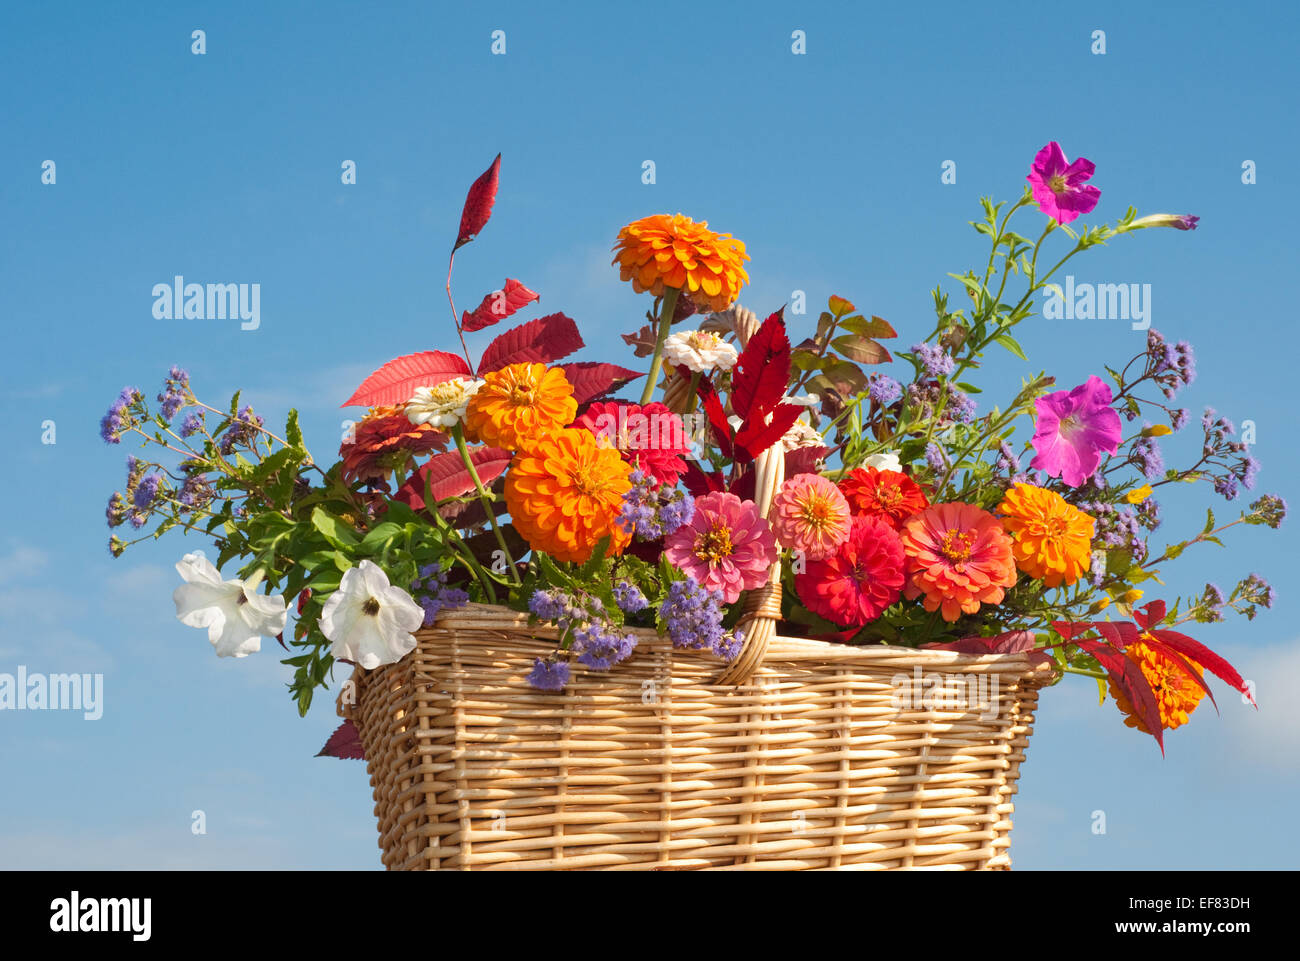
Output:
left=1030, top=375, right=1122, bottom=487
left=794, top=515, right=906, bottom=628
left=771, top=473, right=852, bottom=560
left=576, top=400, right=691, bottom=486
left=663, top=491, right=777, bottom=604
left=1027, top=142, right=1101, bottom=225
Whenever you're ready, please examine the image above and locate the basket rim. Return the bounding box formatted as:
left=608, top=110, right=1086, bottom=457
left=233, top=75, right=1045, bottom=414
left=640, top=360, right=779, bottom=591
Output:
left=408, top=602, right=1057, bottom=681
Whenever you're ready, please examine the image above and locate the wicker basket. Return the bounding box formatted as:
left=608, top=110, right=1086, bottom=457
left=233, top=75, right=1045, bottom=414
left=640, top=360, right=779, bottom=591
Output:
left=338, top=306, right=1051, bottom=869
left=339, top=605, right=1050, bottom=870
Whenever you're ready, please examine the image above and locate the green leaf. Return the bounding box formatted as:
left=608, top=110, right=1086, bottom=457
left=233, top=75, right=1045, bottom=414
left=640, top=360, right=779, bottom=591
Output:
left=311, top=507, right=360, bottom=549
left=286, top=408, right=303, bottom=448
left=993, top=333, right=1027, bottom=361
left=359, top=521, right=403, bottom=554
left=1202, top=509, right=1216, bottom=535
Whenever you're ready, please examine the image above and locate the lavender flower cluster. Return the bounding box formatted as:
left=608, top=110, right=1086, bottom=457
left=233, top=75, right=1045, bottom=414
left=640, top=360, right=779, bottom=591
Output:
left=410, top=563, right=469, bottom=628
left=1144, top=329, right=1196, bottom=399
left=157, top=366, right=190, bottom=421
left=658, top=579, right=744, bottom=662
left=99, top=387, right=143, bottom=444
left=617, top=469, right=694, bottom=540
left=1198, top=408, right=1259, bottom=502
left=525, top=585, right=643, bottom=689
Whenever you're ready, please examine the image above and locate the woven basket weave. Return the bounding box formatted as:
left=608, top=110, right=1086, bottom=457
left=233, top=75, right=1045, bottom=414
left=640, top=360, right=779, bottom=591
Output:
left=339, top=605, right=1049, bottom=870
left=338, top=304, right=1049, bottom=869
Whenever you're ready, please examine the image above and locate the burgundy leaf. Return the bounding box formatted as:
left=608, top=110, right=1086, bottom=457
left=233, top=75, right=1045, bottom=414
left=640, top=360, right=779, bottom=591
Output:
left=342, top=350, right=472, bottom=408
left=733, top=402, right=803, bottom=461
left=454, top=153, right=501, bottom=250
left=395, top=446, right=512, bottom=511
left=927, top=630, right=1039, bottom=655
left=732, top=308, right=790, bottom=418
left=559, top=362, right=643, bottom=405
left=477, top=313, right=585, bottom=374
left=461, top=279, right=539, bottom=332
left=317, top=720, right=366, bottom=760
left=696, top=376, right=734, bottom=460
left=1133, top=600, right=1169, bottom=630
left=785, top=445, right=830, bottom=477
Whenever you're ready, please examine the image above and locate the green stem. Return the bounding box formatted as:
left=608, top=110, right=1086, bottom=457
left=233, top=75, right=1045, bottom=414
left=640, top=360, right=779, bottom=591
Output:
left=452, top=424, right=521, bottom=586
left=639, top=287, right=681, bottom=406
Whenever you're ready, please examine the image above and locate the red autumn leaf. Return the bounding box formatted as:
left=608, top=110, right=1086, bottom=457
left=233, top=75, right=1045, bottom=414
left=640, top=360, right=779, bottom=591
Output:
left=477, top=313, right=585, bottom=374
left=395, top=446, right=512, bottom=511
left=342, top=350, right=473, bottom=408
left=559, top=362, right=644, bottom=406
left=1133, top=599, right=1168, bottom=629
left=454, top=153, right=501, bottom=250
left=1148, top=627, right=1255, bottom=707
left=1137, top=634, right=1219, bottom=714
left=733, top=402, right=803, bottom=462
left=732, top=308, right=790, bottom=419
left=681, top=460, right=726, bottom=497
left=1077, top=632, right=1165, bottom=754
left=695, top=375, right=734, bottom=460
left=317, top=720, right=366, bottom=761
left=461, top=279, right=540, bottom=333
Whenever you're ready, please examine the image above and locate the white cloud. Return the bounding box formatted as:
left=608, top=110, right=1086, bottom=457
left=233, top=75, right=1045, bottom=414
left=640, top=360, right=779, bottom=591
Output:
left=1219, top=639, right=1300, bottom=770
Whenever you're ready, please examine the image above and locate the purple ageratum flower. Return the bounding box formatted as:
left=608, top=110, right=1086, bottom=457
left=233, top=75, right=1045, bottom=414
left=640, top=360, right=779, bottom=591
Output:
left=100, top=387, right=142, bottom=444
left=1029, top=375, right=1122, bottom=487
left=618, top=469, right=664, bottom=539
left=924, top=443, right=948, bottom=473
left=946, top=388, right=976, bottom=424
left=657, top=489, right=695, bottom=536
left=612, top=580, right=648, bottom=614
left=658, top=579, right=742, bottom=661
left=1131, top=429, right=1165, bottom=480
left=869, top=376, right=903, bottom=407
left=1027, top=142, right=1101, bottom=225
left=911, top=343, right=955, bottom=378
left=572, top=622, right=638, bottom=671
left=526, top=657, right=571, bottom=692
left=132, top=472, right=162, bottom=510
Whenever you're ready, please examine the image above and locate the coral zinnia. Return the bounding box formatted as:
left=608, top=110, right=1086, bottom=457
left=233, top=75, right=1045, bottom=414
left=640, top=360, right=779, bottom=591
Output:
left=771, top=473, right=852, bottom=561
left=839, top=466, right=930, bottom=529
left=575, top=400, right=691, bottom=486
left=504, top=428, right=632, bottom=564
left=663, top=491, right=777, bottom=604
left=341, top=405, right=449, bottom=484
left=899, top=502, right=1018, bottom=622
left=612, top=214, right=750, bottom=313
left=1109, top=638, right=1206, bottom=734
left=464, top=362, right=577, bottom=451
left=1030, top=375, right=1122, bottom=487
left=794, top=514, right=906, bottom=628
left=998, top=483, right=1095, bottom=587
left=1026, top=141, right=1101, bottom=226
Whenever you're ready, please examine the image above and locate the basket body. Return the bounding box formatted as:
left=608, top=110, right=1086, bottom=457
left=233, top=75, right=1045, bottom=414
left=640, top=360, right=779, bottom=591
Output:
left=341, top=604, right=1048, bottom=870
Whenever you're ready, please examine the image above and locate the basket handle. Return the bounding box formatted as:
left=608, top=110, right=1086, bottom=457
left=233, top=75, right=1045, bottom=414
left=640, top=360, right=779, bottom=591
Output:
left=662, top=305, right=785, bottom=686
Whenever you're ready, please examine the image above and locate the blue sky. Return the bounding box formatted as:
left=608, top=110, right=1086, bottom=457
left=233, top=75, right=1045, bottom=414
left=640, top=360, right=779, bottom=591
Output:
left=1, top=0, right=1296, bottom=869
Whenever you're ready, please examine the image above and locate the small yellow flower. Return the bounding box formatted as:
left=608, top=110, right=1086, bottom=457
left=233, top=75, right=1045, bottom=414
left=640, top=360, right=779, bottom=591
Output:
left=1116, top=588, right=1144, bottom=605
left=1143, top=424, right=1173, bottom=437
left=1125, top=484, right=1154, bottom=504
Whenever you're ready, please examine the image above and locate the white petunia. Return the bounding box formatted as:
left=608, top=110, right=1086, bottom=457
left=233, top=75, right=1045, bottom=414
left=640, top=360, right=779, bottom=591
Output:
left=863, top=451, right=903, bottom=472
left=662, top=330, right=740, bottom=373
left=173, top=551, right=287, bottom=658
left=319, top=560, right=425, bottom=670
left=405, top=378, right=484, bottom=429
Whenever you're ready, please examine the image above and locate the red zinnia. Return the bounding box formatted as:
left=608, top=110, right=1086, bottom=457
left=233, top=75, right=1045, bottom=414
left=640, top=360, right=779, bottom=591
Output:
left=839, top=467, right=929, bottom=529
left=576, top=400, right=691, bottom=486
left=794, top=514, right=906, bottom=628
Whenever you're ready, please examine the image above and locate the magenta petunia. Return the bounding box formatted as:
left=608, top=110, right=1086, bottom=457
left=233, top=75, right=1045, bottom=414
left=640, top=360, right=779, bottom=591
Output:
left=1030, top=375, right=1122, bottom=487
left=1027, top=142, right=1101, bottom=225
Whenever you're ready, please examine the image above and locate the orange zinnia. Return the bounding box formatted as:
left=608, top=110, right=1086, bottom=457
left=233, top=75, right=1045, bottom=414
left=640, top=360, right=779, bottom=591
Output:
left=340, top=405, right=448, bottom=484
left=1109, top=638, right=1207, bottom=733
left=998, top=482, right=1095, bottom=587
left=505, top=428, right=633, bottom=563
left=464, top=362, right=577, bottom=450
left=839, top=466, right=930, bottom=529
left=899, top=502, right=1017, bottom=622
left=612, top=214, right=750, bottom=313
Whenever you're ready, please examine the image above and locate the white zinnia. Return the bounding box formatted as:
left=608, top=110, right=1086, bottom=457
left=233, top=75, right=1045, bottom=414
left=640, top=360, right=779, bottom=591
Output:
left=405, top=378, right=484, bottom=429
left=782, top=420, right=825, bottom=452
left=661, top=330, right=739, bottom=373
left=863, top=451, right=902, bottom=472
left=173, top=551, right=287, bottom=658
left=319, top=560, right=425, bottom=669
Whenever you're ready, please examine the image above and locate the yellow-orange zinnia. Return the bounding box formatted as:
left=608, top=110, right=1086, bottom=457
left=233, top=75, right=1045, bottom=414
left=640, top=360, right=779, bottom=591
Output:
left=998, top=483, right=1095, bottom=588
left=464, top=362, right=577, bottom=450
left=612, top=214, right=750, bottom=313
left=505, top=428, right=633, bottom=563
left=1109, top=638, right=1207, bottom=734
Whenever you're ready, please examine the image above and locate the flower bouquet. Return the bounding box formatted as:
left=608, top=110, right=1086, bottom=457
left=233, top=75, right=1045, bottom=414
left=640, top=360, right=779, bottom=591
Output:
left=103, top=145, right=1283, bottom=869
